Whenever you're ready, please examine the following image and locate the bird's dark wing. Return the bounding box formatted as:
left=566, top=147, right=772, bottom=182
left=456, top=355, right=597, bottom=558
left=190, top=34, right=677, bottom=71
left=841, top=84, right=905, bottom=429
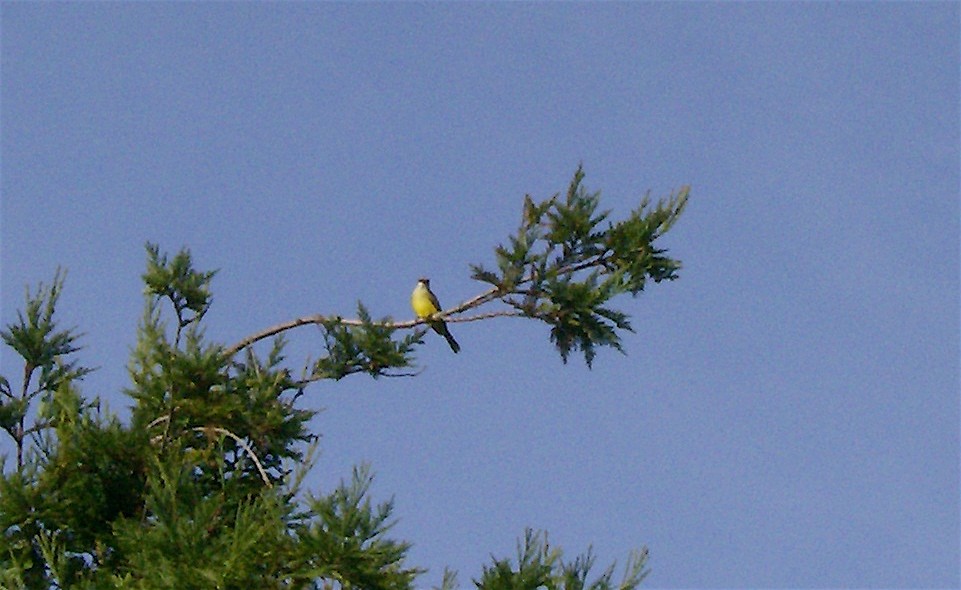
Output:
left=427, top=289, right=443, bottom=312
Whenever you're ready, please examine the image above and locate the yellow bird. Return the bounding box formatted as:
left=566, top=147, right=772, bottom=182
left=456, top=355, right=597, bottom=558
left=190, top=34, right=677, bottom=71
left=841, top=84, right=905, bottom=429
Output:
left=411, top=277, right=460, bottom=353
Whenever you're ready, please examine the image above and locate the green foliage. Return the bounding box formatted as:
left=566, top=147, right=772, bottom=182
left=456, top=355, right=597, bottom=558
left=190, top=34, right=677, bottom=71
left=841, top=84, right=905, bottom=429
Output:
left=475, top=529, right=649, bottom=590
left=142, top=243, right=217, bottom=339
left=0, top=382, right=145, bottom=588
left=471, top=165, right=688, bottom=367
left=0, top=268, right=93, bottom=469
left=0, top=168, right=681, bottom=588
left=296, top=465, right=422, bottom=589
left=109, top=455, right=298, bottom=589
left=311, top=304, right=424, bottom=381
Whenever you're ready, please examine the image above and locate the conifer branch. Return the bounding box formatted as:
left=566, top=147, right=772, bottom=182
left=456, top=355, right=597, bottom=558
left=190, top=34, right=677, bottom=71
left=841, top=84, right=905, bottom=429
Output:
left=193, top=426, right=272, bottom=488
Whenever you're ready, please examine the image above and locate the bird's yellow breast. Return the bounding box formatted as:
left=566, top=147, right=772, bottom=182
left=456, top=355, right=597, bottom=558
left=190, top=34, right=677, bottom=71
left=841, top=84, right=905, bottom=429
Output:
left=411, top=283, right=439, bottom=318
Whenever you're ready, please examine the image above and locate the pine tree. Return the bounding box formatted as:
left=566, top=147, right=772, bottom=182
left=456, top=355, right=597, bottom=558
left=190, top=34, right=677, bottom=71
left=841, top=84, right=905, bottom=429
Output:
left=0, top=167, right=688, bottom=589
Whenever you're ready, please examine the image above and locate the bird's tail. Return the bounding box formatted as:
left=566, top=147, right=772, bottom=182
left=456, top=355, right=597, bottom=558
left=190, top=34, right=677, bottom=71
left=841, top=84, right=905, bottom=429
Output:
left=433, top=322, right=461, bottom=353
left=443, top=330, right=461, bottom=354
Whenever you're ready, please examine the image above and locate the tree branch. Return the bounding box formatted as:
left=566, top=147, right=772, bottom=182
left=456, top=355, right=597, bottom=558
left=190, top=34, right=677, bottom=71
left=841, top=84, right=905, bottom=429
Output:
left=224, top=314, right=351, bottom=357
left=222, top=297, right=525, bottom=358
left=222, top=260, right=599, bottom=359
left=193, top=426, right=272, bottom=488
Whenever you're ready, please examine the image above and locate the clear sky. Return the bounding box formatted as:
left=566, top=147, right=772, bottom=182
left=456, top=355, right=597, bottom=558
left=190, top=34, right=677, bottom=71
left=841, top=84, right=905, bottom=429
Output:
left=2, top=3, right=958, bottom=588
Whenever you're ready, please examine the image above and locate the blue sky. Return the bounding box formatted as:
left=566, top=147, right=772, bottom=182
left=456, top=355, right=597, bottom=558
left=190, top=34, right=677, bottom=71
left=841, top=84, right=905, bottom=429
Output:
left=2, top=3, right=958, bottom=588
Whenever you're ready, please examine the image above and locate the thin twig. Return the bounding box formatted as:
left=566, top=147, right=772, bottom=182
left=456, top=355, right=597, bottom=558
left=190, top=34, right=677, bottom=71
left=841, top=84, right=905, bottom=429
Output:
left=292, top=365, right=424, bottom=387
left=193, top=426, right=272, bottom=488
left=224, top=314, right=351, bottom=357
left=147, top=414, right=170, bottom=430
left=146, top=421, right=273, bottom=487
left=444, top=309, right=525, bottom=323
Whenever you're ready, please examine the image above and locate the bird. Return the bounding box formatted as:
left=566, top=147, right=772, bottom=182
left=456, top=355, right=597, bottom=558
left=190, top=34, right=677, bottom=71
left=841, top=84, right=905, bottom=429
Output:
left=411, top=277, right=460, bottom=353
